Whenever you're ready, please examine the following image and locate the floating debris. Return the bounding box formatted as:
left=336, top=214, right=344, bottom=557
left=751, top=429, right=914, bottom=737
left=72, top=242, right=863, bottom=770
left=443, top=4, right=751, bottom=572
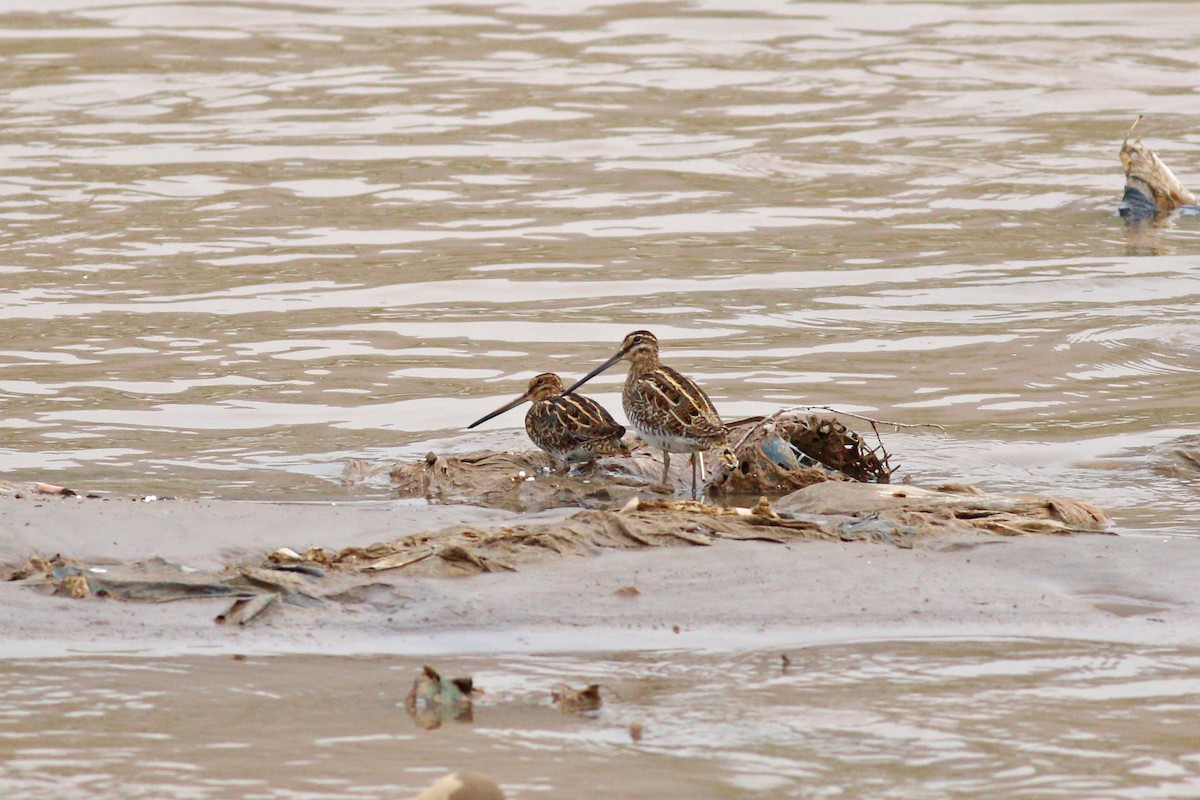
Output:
left=409, top=773, right=504, bottom=800
left=551, top=683, right=603, bottom=715
left=404, top=665, right=475, bottom=730
left=1119, top=116, right=1199, bottom=223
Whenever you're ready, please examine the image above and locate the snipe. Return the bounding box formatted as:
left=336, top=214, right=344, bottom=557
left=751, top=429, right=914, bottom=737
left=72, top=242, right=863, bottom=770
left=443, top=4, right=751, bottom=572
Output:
left=467, top=372, right=629, bottom=471
left=562, top=330, right=734, bottom=497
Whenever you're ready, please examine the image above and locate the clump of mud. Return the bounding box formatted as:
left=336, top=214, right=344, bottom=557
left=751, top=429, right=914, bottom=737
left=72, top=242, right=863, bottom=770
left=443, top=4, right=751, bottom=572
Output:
left=389, top=411, right=894, bottom=513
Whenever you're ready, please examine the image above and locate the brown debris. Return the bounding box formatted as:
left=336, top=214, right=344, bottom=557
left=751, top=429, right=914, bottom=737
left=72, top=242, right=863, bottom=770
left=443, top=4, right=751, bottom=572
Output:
left=391, top=412, right=893, bottom=512
left=339, top=458, right=388, bottom=485
left=56, top=574, right=90, bottom=598
left=35, top=482, right=77, bottom=497
left=714, top=412, right=893, bottom=493
left=1120, top=116, right=1197, bottom=221
left=5, top=554, right=54, bottom=581
left=776, top=482, right=1109, bottom=538
left=391, top=449, right=663, bottom=512
left=287, top=483, right=1109, bottom=579
left=551, top=683, right=603, bottom=714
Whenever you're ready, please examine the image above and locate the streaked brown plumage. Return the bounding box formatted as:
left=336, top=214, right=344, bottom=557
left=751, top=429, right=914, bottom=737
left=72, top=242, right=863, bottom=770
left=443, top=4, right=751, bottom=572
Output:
left=563, top=330, right=735, bottom=496
left=467, top=372, right=629, bottom=470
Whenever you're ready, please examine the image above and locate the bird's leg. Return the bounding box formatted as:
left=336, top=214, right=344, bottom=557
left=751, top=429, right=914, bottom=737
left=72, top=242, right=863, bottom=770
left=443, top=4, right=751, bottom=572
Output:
left=698, top=451, right=706, bottom=497
left=661, top=449, right=671, bottom=485
left=690, top=452, right=698, bottom=500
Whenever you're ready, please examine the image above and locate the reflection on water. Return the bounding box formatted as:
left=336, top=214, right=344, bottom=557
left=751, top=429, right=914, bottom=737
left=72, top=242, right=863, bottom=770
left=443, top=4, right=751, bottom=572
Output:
left=0, top=1, right=1198, bottom=532
left=1, top=640, right=1199, bottom=799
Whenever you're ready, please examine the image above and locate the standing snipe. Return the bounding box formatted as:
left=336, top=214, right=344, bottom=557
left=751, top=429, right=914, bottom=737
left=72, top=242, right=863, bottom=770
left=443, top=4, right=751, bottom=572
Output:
left=563, top=330, right=735, bottom=497
left=467, top=372, right=630, bottom=471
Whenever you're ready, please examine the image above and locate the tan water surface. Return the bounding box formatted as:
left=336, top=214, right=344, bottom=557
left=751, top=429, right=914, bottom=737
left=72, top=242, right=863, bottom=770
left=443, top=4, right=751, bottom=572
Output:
left=0, top=0, right=1198, bottom=532
left=3, top=641, right=1200, bottom=799
left=2, top=7, right=1200, bottom=795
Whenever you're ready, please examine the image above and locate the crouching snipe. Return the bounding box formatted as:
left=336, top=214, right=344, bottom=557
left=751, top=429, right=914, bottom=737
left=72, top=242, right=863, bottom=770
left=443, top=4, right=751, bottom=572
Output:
left=467, top=372, right=630, bottom=472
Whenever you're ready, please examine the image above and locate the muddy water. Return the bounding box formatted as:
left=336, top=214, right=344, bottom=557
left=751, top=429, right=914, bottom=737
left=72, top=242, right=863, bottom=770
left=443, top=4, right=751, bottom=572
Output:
left=1, top=641, right=1199, bottom=799
left=0, top=1, right=1197, bottom=531
left=2, top=6, right=1200, bottom=795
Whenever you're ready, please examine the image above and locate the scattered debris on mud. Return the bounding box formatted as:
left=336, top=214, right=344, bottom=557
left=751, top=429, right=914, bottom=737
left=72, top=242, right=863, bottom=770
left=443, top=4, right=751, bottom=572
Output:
left=4, top=555, right=325, bottom=624
left=3, top=479, right=1110, bottom=624
left=391, top=449, right=659, bottom=513
left=1, top=404, right=1113, bottom=625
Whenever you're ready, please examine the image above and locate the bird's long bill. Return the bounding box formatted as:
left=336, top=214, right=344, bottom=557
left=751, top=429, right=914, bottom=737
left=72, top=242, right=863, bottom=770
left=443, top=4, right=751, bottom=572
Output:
left=562, top=350, right=624, bottom=396
left=466, top=392, right=529, bottom=429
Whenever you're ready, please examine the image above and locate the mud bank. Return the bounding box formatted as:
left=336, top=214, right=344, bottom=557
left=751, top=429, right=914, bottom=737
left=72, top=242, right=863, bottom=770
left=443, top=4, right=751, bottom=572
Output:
left=1, top=496, right=1196, bottom=659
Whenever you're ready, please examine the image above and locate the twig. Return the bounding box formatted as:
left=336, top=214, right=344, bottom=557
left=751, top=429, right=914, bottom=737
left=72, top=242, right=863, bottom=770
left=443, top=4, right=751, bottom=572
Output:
left=1125, top=114, right=1143, bottom=146
left=781, top=406, right=947, bottom=434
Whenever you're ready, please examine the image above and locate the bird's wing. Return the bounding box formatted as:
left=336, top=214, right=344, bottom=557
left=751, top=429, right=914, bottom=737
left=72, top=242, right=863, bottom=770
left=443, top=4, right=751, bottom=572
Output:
left=638, top=366, right=727, bottom=441
left=532, top=393, right=626, bottom=449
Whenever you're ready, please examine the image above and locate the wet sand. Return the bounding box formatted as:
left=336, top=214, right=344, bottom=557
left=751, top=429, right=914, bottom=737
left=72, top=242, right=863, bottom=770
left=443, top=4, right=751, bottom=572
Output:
left=2, top=496, right=1197, bottom=659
